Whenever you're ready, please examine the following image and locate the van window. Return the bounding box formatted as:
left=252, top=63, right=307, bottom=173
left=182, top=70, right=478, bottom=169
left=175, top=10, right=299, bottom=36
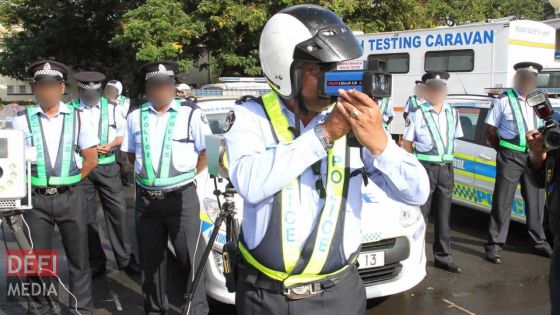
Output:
left=538, top=71, right=560, bottom=88
left=425, top=50, right=474, bottom=72
left=367, top=53, right=409, bottom=74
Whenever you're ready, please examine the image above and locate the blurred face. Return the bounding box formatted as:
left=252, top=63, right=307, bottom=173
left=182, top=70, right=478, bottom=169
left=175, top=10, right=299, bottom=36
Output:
left=79, top=88, right=102, bottom=106
left=145, top=79, right=175, bottom=108
left=32, top=81, right=65, bottom=107
left=104, top=86, right=119, bottom=100
left=426, top=84, right=447, bottom=105
left=299, top=63, right=333, bottom=112
left=514, top=72, right=537, bottom=96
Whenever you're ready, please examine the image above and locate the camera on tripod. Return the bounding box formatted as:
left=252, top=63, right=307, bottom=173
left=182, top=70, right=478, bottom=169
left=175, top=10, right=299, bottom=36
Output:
left=206, top=134, right=230, bottom=179
left=0, top=129, right=35, bottom=211
left=526, top=90, right=560, bottom=150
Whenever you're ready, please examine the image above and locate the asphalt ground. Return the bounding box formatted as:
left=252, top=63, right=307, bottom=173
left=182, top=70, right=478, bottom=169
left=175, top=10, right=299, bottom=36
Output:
left=0, top=186, right=552, bottom=315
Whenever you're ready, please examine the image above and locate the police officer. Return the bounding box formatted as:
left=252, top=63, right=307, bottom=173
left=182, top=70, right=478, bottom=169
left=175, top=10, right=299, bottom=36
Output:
left=403, top=71, right=463, bottom=273
left=13, top=61, right=98, bottom=314
left=223, top=5, right=429, bottom=315
left=403, top=80, right=428, bottom=121
left=72, top=71, right=139, bottom=277
left=104, top=80, right=132, bottom=186
left=379, top=97, right=394, bottom=130
left=121, top=61, right=211, bottom=314
left=485, top=62, right=552, bottom=264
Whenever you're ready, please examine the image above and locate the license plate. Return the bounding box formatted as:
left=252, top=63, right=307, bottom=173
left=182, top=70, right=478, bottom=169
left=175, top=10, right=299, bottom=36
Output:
left=357, top=251, right=385, bottom=269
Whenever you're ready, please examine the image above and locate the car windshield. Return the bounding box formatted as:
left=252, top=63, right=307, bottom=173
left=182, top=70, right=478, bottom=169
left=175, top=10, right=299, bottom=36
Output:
left=207, top=113, right=228, bottom=135
left=538, top=71, right=560, bottom=88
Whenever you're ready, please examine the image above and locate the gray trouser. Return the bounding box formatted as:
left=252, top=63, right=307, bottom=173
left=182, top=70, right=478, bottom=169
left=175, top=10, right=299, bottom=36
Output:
left=485, top=148, right=550, bottom=254
left=420, top=162, right=454, bottom=266
left=135, top=183, right=208, bottom=315
left=82, top=163, right=132, bottom=269
left=24, top=185, right=93, bottom=315
left=235, top=265, right=366, bottom=315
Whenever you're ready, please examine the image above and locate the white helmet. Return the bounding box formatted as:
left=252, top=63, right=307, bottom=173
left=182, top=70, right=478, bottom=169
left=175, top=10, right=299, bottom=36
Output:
left=259, top=4, right=362, bottom=99
left=176, top=83, right=191, bottom=92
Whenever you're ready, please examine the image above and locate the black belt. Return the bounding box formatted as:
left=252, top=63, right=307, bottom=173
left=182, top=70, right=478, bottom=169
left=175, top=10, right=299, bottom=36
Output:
left=137, top=181, right=195, bottom=200
left=33, top=185, right=74, bottom=195
left=238, top=262, right=356, bottom=300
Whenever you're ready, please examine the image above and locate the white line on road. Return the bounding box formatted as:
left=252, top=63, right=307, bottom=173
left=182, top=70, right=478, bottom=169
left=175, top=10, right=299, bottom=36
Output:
left=442, top=298, right=476, bottom=315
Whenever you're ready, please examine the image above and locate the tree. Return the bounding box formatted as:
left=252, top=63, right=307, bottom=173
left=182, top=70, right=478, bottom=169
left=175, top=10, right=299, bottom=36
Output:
left=0, top=0, right=143, bottom=83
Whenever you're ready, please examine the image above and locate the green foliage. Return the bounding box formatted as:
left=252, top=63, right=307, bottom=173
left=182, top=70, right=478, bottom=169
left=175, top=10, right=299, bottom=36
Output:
left=0, top=0, right=553, bottom=96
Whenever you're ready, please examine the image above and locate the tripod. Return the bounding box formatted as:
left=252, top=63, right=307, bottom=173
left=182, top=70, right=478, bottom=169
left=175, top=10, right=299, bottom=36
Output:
left=181, top=178, right=239, bottom=315
left=1, top=210, right=61, bottom=314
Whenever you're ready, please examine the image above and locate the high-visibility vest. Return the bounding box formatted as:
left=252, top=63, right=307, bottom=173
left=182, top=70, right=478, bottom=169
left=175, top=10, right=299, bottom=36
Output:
left=414, top=104, right=457, bottom=163
left=25, top=104, right=82, bottom=187
left=408, top=95, right=422, bottom=112
left=72, top=98, right=116, bottom=165
left=135, top=99, right=197, bottom=187
left=499, top=90, right=543, bottom=153
left=379, top=97, right=390, bottom=129
left=238, top=92, right=352, bottom=287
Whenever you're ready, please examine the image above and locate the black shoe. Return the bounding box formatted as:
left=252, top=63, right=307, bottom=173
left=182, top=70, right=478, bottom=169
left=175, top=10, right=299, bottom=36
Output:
left=121, top=255, right=141, bottom=274
left=434, top=261, right=462, bottom=273
left=533, top=247, right=553, bottom=258
left=486, top=252, right=502, bottom=264
left=90, top=265, right=106, bottom=278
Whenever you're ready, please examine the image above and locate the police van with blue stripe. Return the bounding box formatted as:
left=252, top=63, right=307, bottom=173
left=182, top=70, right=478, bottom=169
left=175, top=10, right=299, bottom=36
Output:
left=188, top=91, right=428, bottom=304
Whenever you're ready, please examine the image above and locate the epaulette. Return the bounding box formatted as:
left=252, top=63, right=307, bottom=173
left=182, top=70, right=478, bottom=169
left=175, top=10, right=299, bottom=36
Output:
left=180, top=99, right=200, bottom=110
left=235, top=95, right=263, bottom=105
left=16, top=109, right=26, bottom=116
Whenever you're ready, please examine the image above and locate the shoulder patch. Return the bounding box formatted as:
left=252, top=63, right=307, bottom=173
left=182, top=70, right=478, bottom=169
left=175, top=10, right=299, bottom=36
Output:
left=200, top=112, right=208, bottom=124
left=235, top=95, right=263, bottom=105
left=223, top=110, right=236, bottom=133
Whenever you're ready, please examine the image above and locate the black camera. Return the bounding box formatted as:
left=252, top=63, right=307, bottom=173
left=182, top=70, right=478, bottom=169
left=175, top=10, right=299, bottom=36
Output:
left=318, top=59, right=392, bottom=99
left=526, top=90, right=560, bottom=150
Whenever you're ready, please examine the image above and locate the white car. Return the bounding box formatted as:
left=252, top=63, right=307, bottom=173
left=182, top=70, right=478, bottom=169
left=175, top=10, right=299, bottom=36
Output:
left=193, top=96, right=427, bottom=304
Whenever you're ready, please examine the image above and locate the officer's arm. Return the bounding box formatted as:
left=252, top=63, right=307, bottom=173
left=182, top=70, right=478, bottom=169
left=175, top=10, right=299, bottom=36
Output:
left=486, top=125, right=499, bottom=149
left=485, top=98, right=502, bottom=149
left=223, top=106, right=327, bottom=204
left=121, top=112, right=136, bottom=165
left=81, top=146, right=98, bottom=178
left=401, top=111, right=415, bottom=153
left=108, top=105, right=125, bottom=148
left=196, top=150, right=207, bottom=174
left=361, top=136, right=429, bottom=206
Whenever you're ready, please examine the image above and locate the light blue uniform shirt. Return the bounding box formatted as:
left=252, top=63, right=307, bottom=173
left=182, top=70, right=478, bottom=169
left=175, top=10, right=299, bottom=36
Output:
left=403, top=102, right=463, bottom=153
left=121, top=99, right=212, bottom=190
left=485, top=90, right=539, bottom=139
left=381, top=98, right=394, bottom=124
left=13, top=102, right=99, bottom=169
left=77, top=99, right=125, bottom=144
left=403, top=96, right=427, bottom=115
left=223, top=97, right=429, bottom=258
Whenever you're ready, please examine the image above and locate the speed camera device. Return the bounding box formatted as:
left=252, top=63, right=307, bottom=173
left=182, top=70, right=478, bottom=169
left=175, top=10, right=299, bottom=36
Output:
left=319, top=59, right=392, bottom=99
left=0, top=129, right=33, bottom=210
left=206, top=134, right=229, bottom=178
left=526, top=90, right=560, bottom=150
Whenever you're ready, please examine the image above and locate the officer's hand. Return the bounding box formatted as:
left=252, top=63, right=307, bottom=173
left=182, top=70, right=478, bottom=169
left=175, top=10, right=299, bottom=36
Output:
left=337, top=89, right=388, bottom=155
left=323, top=102, right=351, bottom=142
left=97, top=144, right=112, bottom=155
left=527, top=130, right=548, bottom=162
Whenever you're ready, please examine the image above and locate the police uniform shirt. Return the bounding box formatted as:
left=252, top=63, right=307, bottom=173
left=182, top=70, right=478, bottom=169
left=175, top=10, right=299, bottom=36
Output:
left=118, top=96, right=130, bottom=119
left=78, top=99, right=125, bottom=143
left=121, top=100, right=211, bottom=190
left=13, top=102, right=99, bottom=168
left=403, top=102, right=463, bottom=153
left=403, top=96, right=427, bottom=114
left=223, top=96, right=429, bottom=258
left=485, top=89, right=539, bottom=139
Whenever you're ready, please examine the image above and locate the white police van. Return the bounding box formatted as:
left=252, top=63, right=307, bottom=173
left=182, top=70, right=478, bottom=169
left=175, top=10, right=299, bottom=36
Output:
left=192, top=95, right=427, bottom=304
left=354, top=18, right=556, bottom=134
left=451, top=94, right=560, bottom=222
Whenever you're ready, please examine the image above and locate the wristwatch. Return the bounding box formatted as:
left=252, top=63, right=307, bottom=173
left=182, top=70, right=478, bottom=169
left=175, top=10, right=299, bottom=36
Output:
left=314, top=123, right=334, bottom=150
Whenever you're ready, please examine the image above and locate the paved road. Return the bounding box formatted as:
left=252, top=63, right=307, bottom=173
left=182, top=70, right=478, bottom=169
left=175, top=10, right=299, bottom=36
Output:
left=0, top=186, right=552, bottom=315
